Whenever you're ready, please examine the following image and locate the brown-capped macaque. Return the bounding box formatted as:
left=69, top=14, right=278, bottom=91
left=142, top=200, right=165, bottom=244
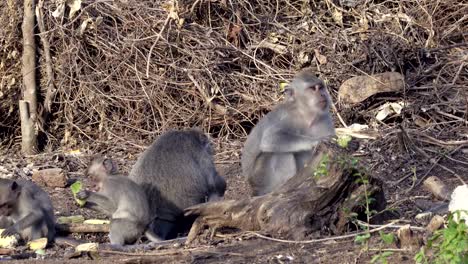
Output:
left=0, top=179, right=56, bottom=244
left=129, top=129, right=226, bottom=240
left=76, top=157, right=160, bottom=246
left=241, top=69, right=336, bottom=196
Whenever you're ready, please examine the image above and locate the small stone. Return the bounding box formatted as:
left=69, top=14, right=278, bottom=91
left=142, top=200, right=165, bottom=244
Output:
left=396, top=225, right=422, bottom=250
left=423, top=176, right=450, bottom=201
left=426, top=215, right=444, bottom=233
left=32, top=168, right=68, bottom=188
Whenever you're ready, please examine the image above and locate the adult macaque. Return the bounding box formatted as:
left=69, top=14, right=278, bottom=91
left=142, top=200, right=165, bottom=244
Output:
left=241, top=69, right=336, bottom=196
left=129, top=129, right=226, bottom=239
left=0, top=179, right=56, bottom=244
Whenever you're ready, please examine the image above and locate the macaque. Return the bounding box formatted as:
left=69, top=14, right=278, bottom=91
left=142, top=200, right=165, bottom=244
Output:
left=0, top=179, right=55, bottom=244
left=76, top=157, right=160, bottom=246
left=129, top=128, right=226, bottom=239
left=241, top=69, right=336, bottom=196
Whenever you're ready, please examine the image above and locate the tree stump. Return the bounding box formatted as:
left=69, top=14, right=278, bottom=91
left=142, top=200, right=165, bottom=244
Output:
left=185, top=141, right=386, bottom=242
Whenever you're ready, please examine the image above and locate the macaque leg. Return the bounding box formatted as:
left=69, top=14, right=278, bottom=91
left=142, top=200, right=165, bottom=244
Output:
left=109, top=219, right=142, bottom=246
left=250, top=153, right=296, bottom=195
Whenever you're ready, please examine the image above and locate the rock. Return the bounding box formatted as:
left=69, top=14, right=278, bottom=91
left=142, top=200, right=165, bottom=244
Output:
left=338, top=72, right=405, bottom=105
left=396, top=225, right=422, bottom=250
left=426, top=215, right=444, bottom=233
left=32, top=168, right=68, bottom=188
left=423, top=176, right=451, bottom=201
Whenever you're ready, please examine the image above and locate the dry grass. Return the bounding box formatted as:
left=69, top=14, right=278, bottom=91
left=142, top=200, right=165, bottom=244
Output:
left=0, top=0, right=466, bottom=156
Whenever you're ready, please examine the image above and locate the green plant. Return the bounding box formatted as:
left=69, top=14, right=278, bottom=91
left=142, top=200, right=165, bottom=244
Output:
left=351, top=161, right=378, bottom=251
left=415, top=211, right=468, bottom=264
left=313, top=154, right=329, bottom=179
left=370, top=251, right=394, bottom=264
left=336, top=134, right=352, bottom=148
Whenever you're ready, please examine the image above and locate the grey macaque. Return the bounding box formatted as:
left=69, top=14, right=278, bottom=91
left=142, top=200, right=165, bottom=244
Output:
left=129, top=129, right=226, bottom=240
left=241, top=69, right=336, bottom=196
left=76, top=157, right=160, bottom=246
left=0, top=179, right=56, bottom=244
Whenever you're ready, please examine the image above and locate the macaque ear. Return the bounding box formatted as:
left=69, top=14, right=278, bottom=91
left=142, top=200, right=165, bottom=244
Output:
left=283, top=86, right=295, bottom=100
left=103, top=158, right=118, bottom=174
left=10, top=181, right=19, bottom=191
left=10, top=181, right=21, bottom=196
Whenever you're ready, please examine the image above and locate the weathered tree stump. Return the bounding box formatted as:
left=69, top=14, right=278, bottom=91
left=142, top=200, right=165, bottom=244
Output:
left=185, top=141, right=386, bottom=242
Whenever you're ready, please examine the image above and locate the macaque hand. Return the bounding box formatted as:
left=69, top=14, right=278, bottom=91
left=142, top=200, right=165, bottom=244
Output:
left=76, top=190, right=91, bottom=200
left=1, top=226, right=19, bottom=238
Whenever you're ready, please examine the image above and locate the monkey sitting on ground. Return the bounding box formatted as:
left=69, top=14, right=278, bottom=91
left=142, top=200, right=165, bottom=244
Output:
left=0, top=179, right=56, bottom=244
left=241, top=69, right=336, bottom=196
left=76, top=157, right=160, bottom=246
left=129, top=128, right=226, bottom=240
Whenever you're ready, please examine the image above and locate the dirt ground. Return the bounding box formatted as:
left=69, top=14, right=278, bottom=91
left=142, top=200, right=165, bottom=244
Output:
left=1, top=137, right=466, bottom=264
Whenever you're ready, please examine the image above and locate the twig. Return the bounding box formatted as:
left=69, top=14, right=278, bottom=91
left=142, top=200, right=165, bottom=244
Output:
left=246, top=220, right=400, bottom=244
left=145, top=15, right=171, bottom=78
left=55, top=223, right=110, bottom=233
left=35, top=0, right=56, bottom=113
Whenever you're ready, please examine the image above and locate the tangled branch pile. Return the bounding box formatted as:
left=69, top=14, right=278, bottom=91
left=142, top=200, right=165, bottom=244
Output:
left=0, top=0, right=466, bottom=150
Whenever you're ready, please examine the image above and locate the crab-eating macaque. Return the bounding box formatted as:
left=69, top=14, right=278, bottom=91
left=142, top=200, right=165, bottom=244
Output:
left=0, top=179, right=56, bottom=244
left=129, top=128, right=226, bottom=240
left=241, top=69, right=336, bottom=196
left=76, top=157, right=160, bottom=246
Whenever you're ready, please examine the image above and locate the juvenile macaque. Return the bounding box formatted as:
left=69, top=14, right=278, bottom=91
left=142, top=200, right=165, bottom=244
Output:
left=129, top=129, right=226, bottom=240
left=77, top=157, right=160, bottom=246
left=0, top=179, right=56, bottom=244
left=241, top=69, right=336, bottom=196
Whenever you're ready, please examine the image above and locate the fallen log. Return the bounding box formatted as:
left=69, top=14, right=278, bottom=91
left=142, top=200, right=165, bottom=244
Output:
left=185, top=141, right=386, bottom=242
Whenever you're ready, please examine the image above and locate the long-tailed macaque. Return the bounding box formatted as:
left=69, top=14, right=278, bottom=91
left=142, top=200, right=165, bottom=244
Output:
left=0, top=179, right=56, bottom=244
left=241, top=69, right=336, bottom=196
left=129, top=129, right=226, bottom=240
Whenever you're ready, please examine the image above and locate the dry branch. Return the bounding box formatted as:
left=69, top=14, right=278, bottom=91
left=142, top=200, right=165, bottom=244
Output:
left=35, top=0, right=55, bottom=113
left=55, top=223, right=110, bottom=234
left=20, top=0, right=38, bottom=154
left=185, top=142, right=386, bottom=242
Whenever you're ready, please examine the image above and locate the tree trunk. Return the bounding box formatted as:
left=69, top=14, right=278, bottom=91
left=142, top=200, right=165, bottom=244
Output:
left=185, top=142, right=386, bottom=242
left=20, top=0, right=38, bottom=155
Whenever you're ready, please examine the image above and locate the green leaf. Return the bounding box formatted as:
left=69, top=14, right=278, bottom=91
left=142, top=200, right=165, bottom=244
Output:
left=379, top=231, right=395, bottom=245
left=370, top=255, right=380, bottom=263
left=70, top=181, right=82, bottom=194
left=278, top=81, right=288, bottom=92
left=355, top=233, right=371, bottom=244
left=70, top=181, right=86, bottom=207
left=337, top=135, right=352, bottom=148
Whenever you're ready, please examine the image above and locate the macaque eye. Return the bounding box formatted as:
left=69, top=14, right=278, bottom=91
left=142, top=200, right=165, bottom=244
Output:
left=307, top=84, right=322, bottom=92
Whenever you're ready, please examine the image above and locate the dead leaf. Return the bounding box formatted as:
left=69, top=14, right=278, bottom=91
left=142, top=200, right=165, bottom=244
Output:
left=332, top=8, right=343, bottom=26
left=76, top=242, right=99, bottom=252
left=28, top=238, right=48, bottom=250
left=52, top=3, right=66, bottom=18
left=67, top=0, right=82, bottom=19
left=228, top=24, right=242, bottom=46
left=375, top=102, right=404, bottom=121
left=0, top=230, right=18, bottom=249
left=314, top=49, right=327, bottom=64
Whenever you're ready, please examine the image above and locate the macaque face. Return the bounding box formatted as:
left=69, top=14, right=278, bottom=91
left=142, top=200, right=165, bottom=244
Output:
left=86, top=161, right=107, bottom=191
left=0, top=181, right=20, bottom=216
left=291, top=73, right=330, bottom=114
left=304, top=80, right=329, bottom=111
